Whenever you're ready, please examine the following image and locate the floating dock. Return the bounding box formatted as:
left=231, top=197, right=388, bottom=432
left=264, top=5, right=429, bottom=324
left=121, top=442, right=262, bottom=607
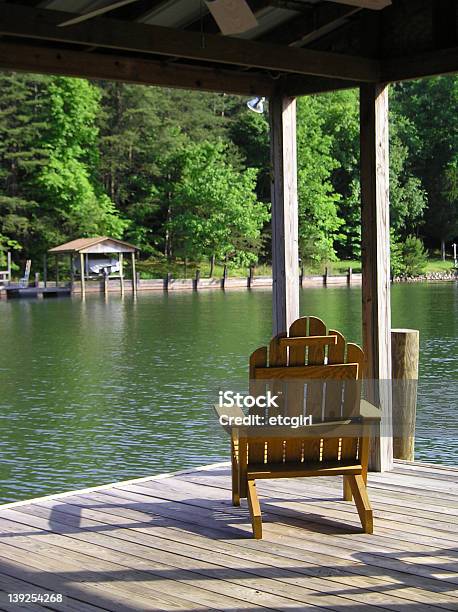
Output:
left=0, top=459, right=457, bottom=611
left=3, top=286, right=71, bottom=299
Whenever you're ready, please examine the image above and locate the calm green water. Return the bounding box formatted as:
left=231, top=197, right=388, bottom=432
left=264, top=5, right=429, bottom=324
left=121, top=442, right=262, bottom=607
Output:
left=0, top=283, right=457, bottom=503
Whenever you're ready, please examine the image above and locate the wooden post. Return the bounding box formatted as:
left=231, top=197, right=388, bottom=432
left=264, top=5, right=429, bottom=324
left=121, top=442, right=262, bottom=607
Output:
left=131, top=252, right=137, bottom=296
left=165, top=271, right=172, bottom=291
left=209, top=254, right=215, bottom=278
left=7, top=251, right=11, bottom=283
left=34, top=272, right=40, bottom=288
left=391, top=329, right=419, bottom=461
left=299, top=262, right=304, bottom=287
left=80, top=253, right=86, bottom=299
left=248, top=265, right=254, bottom=289
left=85, top=254, right=89, bottom=279
left=43, top=254, right=47, bottom=288
left=69, top=254, right=74, bottom=291
left=324, top=266, right=329, bottom=286
left=348, top=267, right=353, bottom=285
left=194, top=268, right=200, bottom=291
left=55, top=255, right=59, bottom=286
left=222, top=264, right=228, bottom=290
left=119, top=253, right=124, bottom=295
left=360, top=83, right=393, bottom=472
left=103, top=268, right=109, bottom=297
left=270, top=92, right=299, bottom=335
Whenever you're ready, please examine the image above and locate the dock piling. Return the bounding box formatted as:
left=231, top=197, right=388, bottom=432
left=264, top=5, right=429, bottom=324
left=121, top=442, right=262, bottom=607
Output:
left=391, top=328, right=420, bottom=461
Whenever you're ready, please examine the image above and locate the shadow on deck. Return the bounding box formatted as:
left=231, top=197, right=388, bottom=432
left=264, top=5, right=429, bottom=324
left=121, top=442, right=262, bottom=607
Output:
left=0, top=460, right=457, bottom=611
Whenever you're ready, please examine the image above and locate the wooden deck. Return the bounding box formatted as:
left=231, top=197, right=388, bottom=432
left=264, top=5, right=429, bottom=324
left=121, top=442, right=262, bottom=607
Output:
left=0, top=460, right=457, bottom=611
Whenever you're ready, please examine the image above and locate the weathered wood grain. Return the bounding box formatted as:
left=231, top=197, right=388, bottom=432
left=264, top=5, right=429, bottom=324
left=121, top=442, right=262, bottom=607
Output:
left=1, top=460, right=457, bottom=611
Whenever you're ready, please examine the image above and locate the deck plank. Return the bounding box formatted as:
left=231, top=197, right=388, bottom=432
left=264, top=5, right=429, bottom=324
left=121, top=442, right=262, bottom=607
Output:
left=1, top=460, right=458, bottom=611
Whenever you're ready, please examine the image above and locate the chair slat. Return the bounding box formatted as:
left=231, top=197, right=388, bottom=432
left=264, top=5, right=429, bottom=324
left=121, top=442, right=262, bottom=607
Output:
left=266, top=334, right=287, bottom=464
left=254, top=363, right=358, bottom=380
left=322, top=329, right=346, bottom=463
left=279, top=335, right=337, bottom=349
left=284, top=317, right=308, bottom=463
left=249, top=346, right=268, bottom=464
left=344, top=343, right=364, bottom=417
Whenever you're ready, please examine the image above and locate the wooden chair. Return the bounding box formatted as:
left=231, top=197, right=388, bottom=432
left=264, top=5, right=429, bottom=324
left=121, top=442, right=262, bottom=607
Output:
left=216, top=316, right=381, bottom=539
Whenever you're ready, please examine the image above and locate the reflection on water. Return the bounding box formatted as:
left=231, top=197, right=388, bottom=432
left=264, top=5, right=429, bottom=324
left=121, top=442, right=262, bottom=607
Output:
left=0, top=282, right=457, bottom=503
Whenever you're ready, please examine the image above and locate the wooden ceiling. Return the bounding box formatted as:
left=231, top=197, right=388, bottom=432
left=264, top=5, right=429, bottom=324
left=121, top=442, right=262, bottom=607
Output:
left=0, top=1, right=456, bottom=95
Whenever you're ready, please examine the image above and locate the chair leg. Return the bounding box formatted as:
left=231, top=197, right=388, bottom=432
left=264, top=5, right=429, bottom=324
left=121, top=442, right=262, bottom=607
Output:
left=348, top=474, right=373, bottom=534
left=247, top=479, right=262, bottom=539
left=231, top=438, right=240, bottom=506
left=238, top=436, right=248, bottom=500
left=343, top=475, right=352, bottom=501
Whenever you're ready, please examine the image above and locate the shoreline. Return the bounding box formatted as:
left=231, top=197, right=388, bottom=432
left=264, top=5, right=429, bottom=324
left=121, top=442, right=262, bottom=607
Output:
left=1, top=270, right=457, bottom=298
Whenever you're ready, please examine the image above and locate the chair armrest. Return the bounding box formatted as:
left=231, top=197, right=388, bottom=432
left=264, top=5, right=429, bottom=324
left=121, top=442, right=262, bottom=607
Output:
left=359, top=399, right=382, bottom=421
left=213, top=403, right=245, bottom=433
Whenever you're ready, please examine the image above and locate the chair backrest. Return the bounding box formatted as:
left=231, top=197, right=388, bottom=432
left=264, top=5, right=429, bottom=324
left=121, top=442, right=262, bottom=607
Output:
left=19, top=260, right=32, bottom=287
left=248, top=316, right=365, bottom=467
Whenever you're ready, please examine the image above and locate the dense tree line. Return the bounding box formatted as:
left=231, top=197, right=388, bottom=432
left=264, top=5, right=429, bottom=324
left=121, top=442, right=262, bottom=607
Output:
left=0, top=72, right=457, bottom=272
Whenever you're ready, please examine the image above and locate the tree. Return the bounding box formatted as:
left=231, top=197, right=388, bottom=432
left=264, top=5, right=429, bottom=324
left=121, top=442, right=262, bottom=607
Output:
left=317, top=89, right=361, bottom=259
left=229, top=109, right=270, bottom=201
left=0, top=73, right=51, bottom=261
left=388, top=114, right=427, bottom=235
left=166, top=140, right=269, bottom=267
left=296, top=96, right=342, bottom=264
left=38, top=77, right=126, bottom=239
left=392, top=77, right=458, bottom=256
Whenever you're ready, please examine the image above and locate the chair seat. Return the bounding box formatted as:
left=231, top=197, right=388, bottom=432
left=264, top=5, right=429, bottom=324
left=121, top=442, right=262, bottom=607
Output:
left=248, top=461, right=363, bottom=479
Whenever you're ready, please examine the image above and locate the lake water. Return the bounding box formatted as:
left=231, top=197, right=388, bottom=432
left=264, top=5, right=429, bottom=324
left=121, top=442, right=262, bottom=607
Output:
left=0, top=283, right=457, bottom=503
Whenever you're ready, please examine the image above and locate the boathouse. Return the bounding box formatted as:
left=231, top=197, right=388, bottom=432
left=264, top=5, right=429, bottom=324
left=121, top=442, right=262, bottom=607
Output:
left=49, top=236, right=138, bottom=297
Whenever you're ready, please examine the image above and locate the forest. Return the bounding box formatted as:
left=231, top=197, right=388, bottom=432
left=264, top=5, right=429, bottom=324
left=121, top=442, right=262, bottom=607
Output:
left=0, top=72, right=457, bottom=276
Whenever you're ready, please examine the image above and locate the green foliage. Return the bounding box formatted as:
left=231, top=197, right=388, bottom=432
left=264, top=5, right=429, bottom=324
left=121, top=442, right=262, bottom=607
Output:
left=389, top=115, right=427, bottom=233
left=0, top=72, right=457, bottom=271
left=391, top=232, right=428, bottom=277
left=38, top=77, right=127, bottom=238
left=392, top=77, right=458, bottom=245
left=166, top=140, right=269, bottom=267
left=296, top=96, right=342, bottom=264
left=317, top=89, right=361, bottom=259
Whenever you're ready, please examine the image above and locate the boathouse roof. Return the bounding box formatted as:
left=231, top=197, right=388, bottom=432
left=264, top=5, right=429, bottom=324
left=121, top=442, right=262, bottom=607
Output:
left=49, top=237, right=138, bottom=254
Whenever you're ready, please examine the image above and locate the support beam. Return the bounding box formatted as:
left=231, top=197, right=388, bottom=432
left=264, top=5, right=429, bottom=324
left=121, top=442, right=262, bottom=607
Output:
left=327, top=0, right=390, bottom=8
left=0, top=5, right=380, bottom=82
left=0, top=42, right=275, bottom=97
left=360, top=83, right=393, bottom=472
left=270, top=93, right=299, bottom=335
left=382, top=46, right=458, bottom=83
left=283, top=75, right=360, bottom=97
left=0, top=41, right=359, bottom=98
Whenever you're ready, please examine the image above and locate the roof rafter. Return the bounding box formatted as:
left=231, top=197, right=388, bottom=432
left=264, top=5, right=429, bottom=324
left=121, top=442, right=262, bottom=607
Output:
left=0, top=3, right=380, bottom=82
left=258, top=3, right=361, bottom=47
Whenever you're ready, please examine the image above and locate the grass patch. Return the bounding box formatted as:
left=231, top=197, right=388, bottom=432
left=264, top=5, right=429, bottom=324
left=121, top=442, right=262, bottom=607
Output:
left=135, top=258, right=361, bottom=279
left=424, top=258, right=457, bottom=273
